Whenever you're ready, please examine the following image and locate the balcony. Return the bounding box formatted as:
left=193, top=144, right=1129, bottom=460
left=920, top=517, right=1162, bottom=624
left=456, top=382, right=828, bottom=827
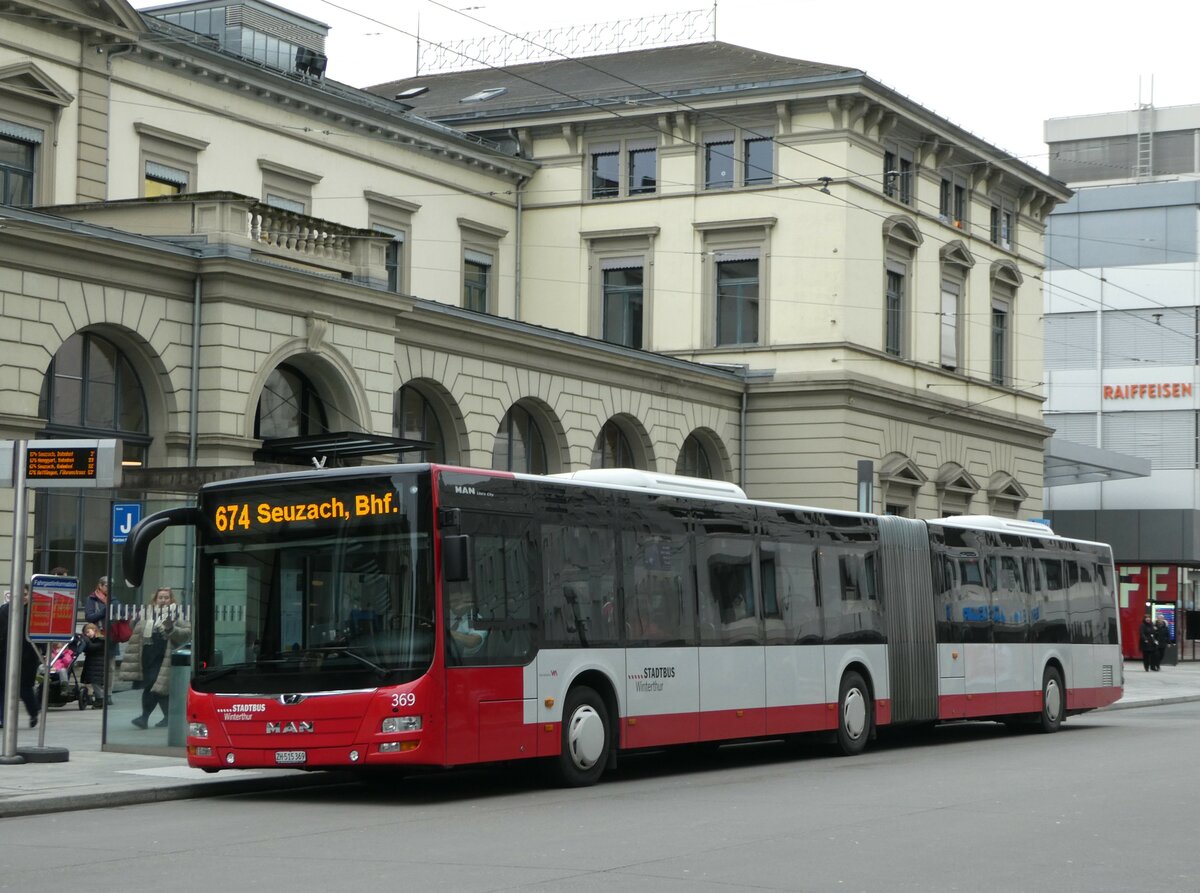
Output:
left=45, top=191, right=387, bottom=283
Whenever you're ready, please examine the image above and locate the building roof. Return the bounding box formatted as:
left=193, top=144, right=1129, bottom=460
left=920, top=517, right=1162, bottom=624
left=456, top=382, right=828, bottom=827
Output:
left=368, top=40, right=861, bottom=122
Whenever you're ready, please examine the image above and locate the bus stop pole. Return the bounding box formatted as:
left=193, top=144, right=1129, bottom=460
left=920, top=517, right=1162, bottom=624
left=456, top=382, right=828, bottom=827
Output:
left=1, top=441, right=29, bottom=764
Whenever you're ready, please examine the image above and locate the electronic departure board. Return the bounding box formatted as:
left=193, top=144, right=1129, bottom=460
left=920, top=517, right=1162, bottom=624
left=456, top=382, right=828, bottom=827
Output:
left=0, top=439, right=121, bottom=489
left=26, top=445, right=98, bottom=480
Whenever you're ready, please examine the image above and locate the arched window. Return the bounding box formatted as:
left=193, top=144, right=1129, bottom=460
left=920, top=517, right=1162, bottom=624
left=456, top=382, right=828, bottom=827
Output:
left=254, top=363, right=328, bottom=439
left=35, top=331, right=150, bottom=585
left=676, top=433, right=714, bottom=479
left=494, top=404, right=547, bottom=474
left=394, top=384, right=445, bottom=463
left=591, top=420, right=636, bottom=469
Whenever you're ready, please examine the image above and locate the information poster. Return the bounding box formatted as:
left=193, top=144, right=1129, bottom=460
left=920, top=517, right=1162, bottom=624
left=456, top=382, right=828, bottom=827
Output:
left=27, top=574, right=79, bottom=642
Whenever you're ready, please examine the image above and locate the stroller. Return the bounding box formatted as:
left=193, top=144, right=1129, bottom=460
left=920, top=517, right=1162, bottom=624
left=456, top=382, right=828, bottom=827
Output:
left=36, top=633, right=93, bottom=709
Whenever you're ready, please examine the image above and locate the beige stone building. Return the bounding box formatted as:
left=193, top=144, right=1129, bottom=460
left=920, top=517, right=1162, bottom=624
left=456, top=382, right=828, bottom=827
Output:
left=1, top=0, right=1068, bottom=590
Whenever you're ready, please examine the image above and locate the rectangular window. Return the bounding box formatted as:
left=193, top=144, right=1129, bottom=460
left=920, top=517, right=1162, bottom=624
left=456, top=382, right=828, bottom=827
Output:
left=705, top=135, right=735, bottom=189
left=260, top=159, right=319, bottom=214
left=939, top=176, right=968, bottom=228
left=885, top=267, right=904, bottom=357
left=898, top=157, right=913, bottom=204
left=743, top=136, right=773, bottom=185
left=883, top=146, right=914, bottom=205
left=385, top=236, right=403, bottom=292
left=627, top=144, right=656, bottom=195
left=715, top=253, right=759, bottom=345
left=991, top=200, right=1015, bottom=249
left=264, top=194, right=305, bottom=213
left=590, top=145, right=619, bottom=198
left=601, top=259, right=644, bottom=348
left=463, top=250, right=492, bottom=312
left=144, top=161, right=188, bottom=197
left=367, top=196, right=415, bottom=295
left=991, top=298, right=1010, bottom=384
left=589, top=140, right=655, bottom=199
left=940, top=281, right=960, bottom=370
left=704, top=129, right=773, bottom=190
left=0, top=133, right=36, bottom=206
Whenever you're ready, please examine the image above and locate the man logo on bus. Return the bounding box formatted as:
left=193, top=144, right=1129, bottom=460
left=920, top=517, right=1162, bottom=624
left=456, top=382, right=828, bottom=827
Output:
left=266, top=721, right=314, bottom=734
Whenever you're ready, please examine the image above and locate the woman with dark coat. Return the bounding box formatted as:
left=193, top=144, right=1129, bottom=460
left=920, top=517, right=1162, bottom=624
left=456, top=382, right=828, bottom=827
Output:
left=1153, top=617, right=1172, bottom=671
left=1139, top=614, right=1159, bottom=672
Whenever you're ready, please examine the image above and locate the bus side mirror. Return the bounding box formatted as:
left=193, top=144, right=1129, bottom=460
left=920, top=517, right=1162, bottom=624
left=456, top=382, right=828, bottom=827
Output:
left=123, top=507, right=202, bottom=587
left=443, top=535, right=471, bottom=583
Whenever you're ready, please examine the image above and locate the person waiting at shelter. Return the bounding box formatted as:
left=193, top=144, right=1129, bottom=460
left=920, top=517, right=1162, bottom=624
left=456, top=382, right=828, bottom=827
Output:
left=1139, top=614, right=1159, bottom=672
left=121, top=587, right=191, bottom=729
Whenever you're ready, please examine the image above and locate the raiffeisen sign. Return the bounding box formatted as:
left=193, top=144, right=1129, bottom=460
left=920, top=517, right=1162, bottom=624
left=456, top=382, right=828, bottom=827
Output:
left=1102, top=382, right=1194, bottom=400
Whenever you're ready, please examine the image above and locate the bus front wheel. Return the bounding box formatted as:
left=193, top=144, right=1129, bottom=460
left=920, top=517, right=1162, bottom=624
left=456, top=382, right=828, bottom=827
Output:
left=1039, top=666, right=1065, bottom=733
left=552, top=685, right=610, bottom=787
left=835, top=671, right=872, bottom=756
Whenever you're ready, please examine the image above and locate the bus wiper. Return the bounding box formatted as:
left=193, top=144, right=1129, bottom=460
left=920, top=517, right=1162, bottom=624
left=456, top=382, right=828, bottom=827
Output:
left=196, top=662, right=255, bottom=682
left=307, top=646, right=393, bottom=679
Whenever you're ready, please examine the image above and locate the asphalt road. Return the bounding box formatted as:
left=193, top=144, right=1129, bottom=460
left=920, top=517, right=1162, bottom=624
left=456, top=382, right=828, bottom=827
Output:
left=2, top=702, right=1195, bottom=892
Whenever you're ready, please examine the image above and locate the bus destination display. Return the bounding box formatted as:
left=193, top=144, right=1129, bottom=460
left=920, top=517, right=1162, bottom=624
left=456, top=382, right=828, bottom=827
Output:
left=211, top=488, right=402, bottom=533
left=26, top=445, right=98, bottom=480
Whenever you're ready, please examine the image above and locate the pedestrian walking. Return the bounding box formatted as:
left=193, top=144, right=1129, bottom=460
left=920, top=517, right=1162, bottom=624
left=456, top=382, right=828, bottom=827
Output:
left=0, top=588, right=42, bottom=728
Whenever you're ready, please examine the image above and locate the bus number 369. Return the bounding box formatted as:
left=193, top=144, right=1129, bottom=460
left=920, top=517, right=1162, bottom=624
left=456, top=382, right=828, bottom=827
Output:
left=391, top=692, right=416, bottom=708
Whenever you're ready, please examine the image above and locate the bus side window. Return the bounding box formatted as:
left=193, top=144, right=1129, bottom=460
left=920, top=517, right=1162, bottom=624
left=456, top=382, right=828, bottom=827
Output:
left=698, top=535, right=758, bottom=645
left=542, top=523, right=619, bottom=649
left=619, top=493, right=696, bottom=648
left=448, top=522, right=535, bottom=666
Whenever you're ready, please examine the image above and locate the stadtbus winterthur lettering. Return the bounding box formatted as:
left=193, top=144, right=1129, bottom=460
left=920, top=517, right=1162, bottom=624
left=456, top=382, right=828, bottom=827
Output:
left=211, top=490, right=397, bottom=532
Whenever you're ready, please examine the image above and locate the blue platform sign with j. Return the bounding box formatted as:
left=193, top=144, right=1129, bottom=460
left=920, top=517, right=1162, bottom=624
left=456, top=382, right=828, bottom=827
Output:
left=112, top=502, right=142, bottom=545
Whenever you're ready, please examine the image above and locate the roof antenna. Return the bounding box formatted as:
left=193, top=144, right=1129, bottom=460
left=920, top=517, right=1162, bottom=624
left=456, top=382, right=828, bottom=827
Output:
left=312, top=455, right=328, bottom=469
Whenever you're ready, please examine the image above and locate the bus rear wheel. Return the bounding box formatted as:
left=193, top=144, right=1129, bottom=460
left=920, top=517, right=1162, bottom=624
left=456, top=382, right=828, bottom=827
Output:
left=1039, top=666, right=1065, bottom=733
left=552, top=686, right=610, bottom=787
left=835, top=671, right=872, bottom=756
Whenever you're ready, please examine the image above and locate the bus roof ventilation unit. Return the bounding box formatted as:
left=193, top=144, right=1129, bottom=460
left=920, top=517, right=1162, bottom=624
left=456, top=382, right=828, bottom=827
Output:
left=932, top=515, right=1055, bottom=535
left=549, top=468, right=747, bottom=499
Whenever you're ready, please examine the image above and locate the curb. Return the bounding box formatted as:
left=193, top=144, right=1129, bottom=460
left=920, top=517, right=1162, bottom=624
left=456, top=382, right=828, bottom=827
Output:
left=0, top=770, right=354, bottom=820
left=1098, top=694, right=1200, bottom=712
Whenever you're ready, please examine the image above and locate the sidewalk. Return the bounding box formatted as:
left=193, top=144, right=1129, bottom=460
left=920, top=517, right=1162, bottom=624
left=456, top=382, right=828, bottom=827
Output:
left=0, top=706, right=351, bottom=819
left=2, top=660, right=1198, bottom=819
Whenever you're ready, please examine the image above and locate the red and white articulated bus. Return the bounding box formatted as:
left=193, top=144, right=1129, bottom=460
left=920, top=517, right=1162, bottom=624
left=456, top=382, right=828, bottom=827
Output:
left=123, top=463, right=1123, bottom=786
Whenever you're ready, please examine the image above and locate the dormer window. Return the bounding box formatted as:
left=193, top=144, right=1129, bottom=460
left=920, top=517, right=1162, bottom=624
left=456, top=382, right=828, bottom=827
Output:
left=461, top=87, right=507, bottom=103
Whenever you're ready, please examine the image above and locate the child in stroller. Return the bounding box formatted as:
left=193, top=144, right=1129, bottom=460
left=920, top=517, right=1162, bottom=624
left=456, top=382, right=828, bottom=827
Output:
left=46, top=622, right=104, bottom=709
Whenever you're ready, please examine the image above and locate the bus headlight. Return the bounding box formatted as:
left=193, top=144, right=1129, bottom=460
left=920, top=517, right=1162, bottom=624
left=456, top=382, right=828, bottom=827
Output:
left=189, top=722, right=209, bottom=738
left=381, top=716, right=421, bottom=733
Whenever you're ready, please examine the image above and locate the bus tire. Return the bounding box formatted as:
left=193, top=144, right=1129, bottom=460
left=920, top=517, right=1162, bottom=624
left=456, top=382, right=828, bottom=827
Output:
left=835, top=671, right=872, bottom=756
left=552, top=685, right=610, bottom=787
left=1039, top=666, right=1064, bottom=733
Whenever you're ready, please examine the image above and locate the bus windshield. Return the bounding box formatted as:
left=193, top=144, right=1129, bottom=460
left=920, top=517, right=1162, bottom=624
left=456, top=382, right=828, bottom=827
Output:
left=192, top=471, right=434, bottom=694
